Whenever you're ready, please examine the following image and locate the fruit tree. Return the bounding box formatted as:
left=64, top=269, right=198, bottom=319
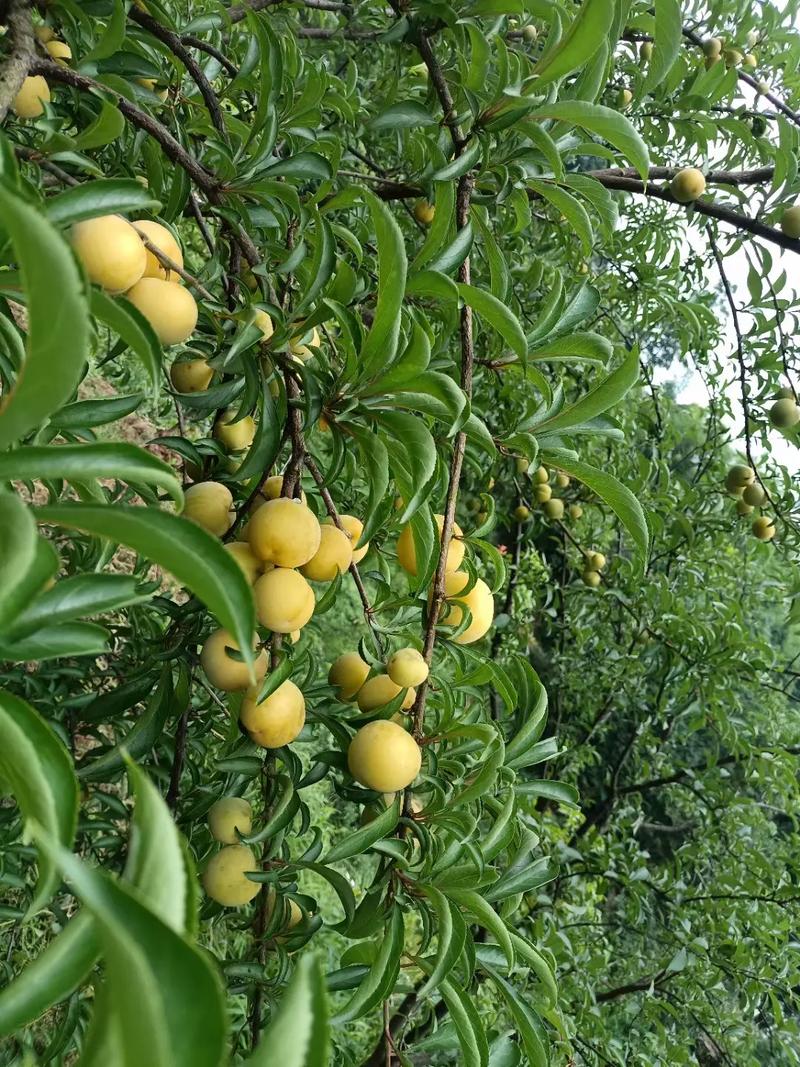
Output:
left=1, top=0, right=799, bottom=1064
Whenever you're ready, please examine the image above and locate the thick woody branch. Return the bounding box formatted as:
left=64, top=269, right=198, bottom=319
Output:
left=0, top=0, right=34, bottom=123
left=129, top=6, right=228, bottom=139
left=29, top=59, right=219, bottom=194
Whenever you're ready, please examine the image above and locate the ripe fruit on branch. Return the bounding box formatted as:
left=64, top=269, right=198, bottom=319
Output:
left=208, top=797, right=252, bottom=844
left=556, top=472, right=570, bottom=488
left=397, top=514, right=464, bottom=576
left=582, top=570, right=601, bottom=588
left=736, top=499, right=753, bottom=516
left=202, top=845, right=260, bottom=906
left=183, top=481, right=234, bottom=536
left=329, top=514, right=369, bottom=563
left=543, top=498, right=564, bottom=520
left=201, top=629, right=267, bottom=692
left=752, top=516, right=776, bottom=541
left=132, top=219, right=183, bottom=280
left=724, top=464, right=754, bottom=493
left=704, top=37, right=723, bottom=58
left=414, top=200, right=435, bottom=224
left=254, top=567, right=315, bottom=632
left=534, top=465, right=549, bottom=483
left=214, top=410, right=256, bottom=452
left=569, top=504, right=583, bottom=520
left=301, top=524, right=353, bottom=581
left=224, top=541, right=261, bottom=584
left=778, top=204, right=800, bottom=240
left=253, top=309, right=274, bottom=341
left=441, top=571, right=494, bottom=645
left=124, top=278, right=198, bottom=345
left=247, top=497, right=321, bottom=568
left=266, top=889, right=302, bottom=935
left=240, top=680, right=306, bottom=747
left=743, top=53, right=757, bottom=68
left=387, top=648, right=429, bottom=688
left=136, top=78, right=168, bottom=101
left=522, top=24, right=537, bottom=42
left=534, top=484, right=552, bottom=504
left=71, top=215, right=147, bottom=293
left=617, top=88, right=633, bottom=108
left=769, top=397, right=800, bottom=428
left=515, top=457, right=529, bottom=474
left=357, top=674, right=416, bottom=713
left=587, top=551, right=606, bottom=571
left=741, top=483, right=766, bottom=507
left=45, top=40, right=71, bottom=63
left=670, top=168, right=706, bottom=203
left=329, top=652, right=370, bottom=701
left=170, top=357, right=212, bottom=393
left=12, top=76, right=50, bottom=118
left=289, top=326, right=320, bottom=362
left=724, top=48, right=743, bottom=67
left=348, top=720, right=422, bottom=792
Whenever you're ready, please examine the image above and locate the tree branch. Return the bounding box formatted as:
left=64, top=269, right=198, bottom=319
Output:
left=129, top=6, right=228, bottom=139
left=0, top=0, right=34, bottom=123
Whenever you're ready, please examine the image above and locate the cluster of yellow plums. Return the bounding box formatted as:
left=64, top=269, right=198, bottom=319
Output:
left=200, top=797, right=302, bottom=926
left=514, top=461, right=580, bottom=524
left=69, top=214, right=198, bottom=346
left=725, top=464, right=776, bottom=541
left=703, top=28, right=759, bottom=70
left=329, top=647, right=427, bottom=793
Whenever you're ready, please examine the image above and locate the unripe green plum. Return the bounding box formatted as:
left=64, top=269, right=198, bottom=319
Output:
left=569, top=504, right=583, bottom=520
left=769, top=397, right=800, bottom=428
left=736, top=499, right=753, bottom=516
left=780, top=206, right=800, bottom=239
left=514, top=505, right=530, bottom=522
left=741, top=482, right=766, bottom=507
left=543, top=498, right=564, bottom=520
left=534, top=484, right=552, bottom=504
left=587, top=550, right=606, bottom=570
left=582, top=570, right=601, bottom=588
left=534, top=465, right=549, bottom=484
left=724, top=464, right=754, bottom=493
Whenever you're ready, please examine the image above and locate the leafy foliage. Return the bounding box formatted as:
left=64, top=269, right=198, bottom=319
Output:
left=0, top=0, right=799, bottom=1065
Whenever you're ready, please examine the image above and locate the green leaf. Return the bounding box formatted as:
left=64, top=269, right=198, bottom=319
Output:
left=485, top=967, right=549, bottom=1067
left=345, top=424, right=390, bottom=546
left=528, top=180, right=593, bottom=254
left=0, top=621, right=110, bottom=662
left=457, top=283, right=527, bottom=361
left=417, top=885, right=468, bottom=998
left=45, top=179, right=162, bottom=227
left=531, top=0, right=615, bottom=88
left=0, top=443, right=183, bottom=506
left=91, top=289, right=162, bottom=396
left=35, top=504, right=256, bottom=675
left=83, top=0, right=126, bottom=62
left=32, top=832, right=228, bottom=1067
left=74, top=101, right=126, bottom=151
left=359, top=190, right=407, bottom=378
left=433, top=973, right=490, bottom=1067
left=642, top=0, right=682, bottom=94
left=322, top=796, right=400, bottom=863
left=529, top=331, right=612, bottom=365
left=247, top=955, right=329, bottom=1066
left=431, top=138, right=483, bottom=181
left=445, top=888, right=514, bottom=970
left=0, top=913, right=99, bottom=1037
left=262, top=153, right=332, bottom=181
left=0, top=491, right=37, bottom=630
left=535, top=346, right=639, bottom=432
left=332, top=908, right=404, bottom=1022
left=0, top=183, right=91, bottom=450
left=7, top=574, right=149, bottom=640
left=541, top=449, right=650, bottom=568
left=369, top=100, right=438, bottom=130
left=485, top=857, right=558, bottom=902
left=507, top=930, right=558, bottom=1007
left=527, top=100, right=650, bottom=180
left=0, top=691, right=78, bottom=915
left=515, top=779, right=578, bottom=809
left=50, top=393, right=144, bottom=429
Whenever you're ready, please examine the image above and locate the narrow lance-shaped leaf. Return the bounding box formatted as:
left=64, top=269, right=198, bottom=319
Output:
left=35, top=503, right=256, bottom=676
left=0, top=183, right=91, bottom=449
left=0, top=691, right=79, bottom=916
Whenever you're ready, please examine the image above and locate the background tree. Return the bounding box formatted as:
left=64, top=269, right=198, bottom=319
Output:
left=0, top=0, right=798, bottom=1065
